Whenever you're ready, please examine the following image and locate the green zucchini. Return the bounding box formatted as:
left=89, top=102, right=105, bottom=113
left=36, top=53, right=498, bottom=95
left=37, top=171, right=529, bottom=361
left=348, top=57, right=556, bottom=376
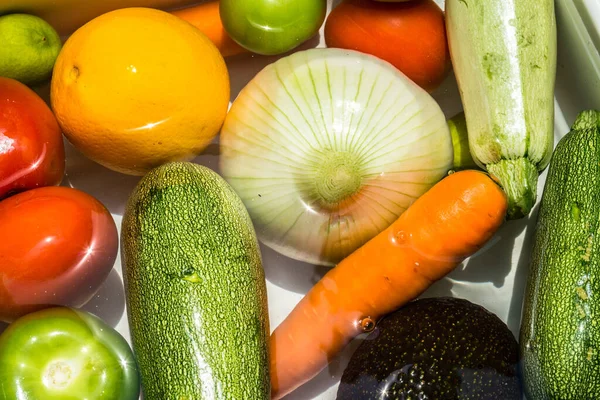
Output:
left=121, top=162, right=270, bottom=399
left=446, top=0, right=557, bottom=219
left=520, top=110, right=600, bottom=399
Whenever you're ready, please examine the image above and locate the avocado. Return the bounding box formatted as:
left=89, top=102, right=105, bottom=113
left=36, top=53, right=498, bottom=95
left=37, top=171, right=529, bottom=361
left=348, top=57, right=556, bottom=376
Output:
left=337, top=297, right=521, bottom=400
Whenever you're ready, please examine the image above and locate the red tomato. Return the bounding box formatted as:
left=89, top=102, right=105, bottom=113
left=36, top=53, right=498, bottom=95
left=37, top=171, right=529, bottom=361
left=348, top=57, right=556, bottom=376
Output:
left=324, top=0, right=450, bottom=92
left=0, top=77, right=65, bottom=199
left=0, top=186, right=118, bottom=322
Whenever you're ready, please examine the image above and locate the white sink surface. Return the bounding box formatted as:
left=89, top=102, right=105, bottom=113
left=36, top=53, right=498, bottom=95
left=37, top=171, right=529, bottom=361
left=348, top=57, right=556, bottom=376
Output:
left=2, top=1, right=599, bottom=399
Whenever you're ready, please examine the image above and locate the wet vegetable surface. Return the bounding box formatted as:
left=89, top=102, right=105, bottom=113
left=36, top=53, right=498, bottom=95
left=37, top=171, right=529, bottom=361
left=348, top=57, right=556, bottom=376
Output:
left=0, top=307, right=140, bottom=400
left=337, top=297, right=521, bottom=400
left=0, top=77, right=65, bottom=200
left=0, top=186, right=118, bottom=322
left=220, top=0, right=326, bottom=55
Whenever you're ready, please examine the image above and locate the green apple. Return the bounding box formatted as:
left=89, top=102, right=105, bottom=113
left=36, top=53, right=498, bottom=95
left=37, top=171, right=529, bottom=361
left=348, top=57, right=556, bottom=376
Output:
left=0, top=13, right=62, bottom=86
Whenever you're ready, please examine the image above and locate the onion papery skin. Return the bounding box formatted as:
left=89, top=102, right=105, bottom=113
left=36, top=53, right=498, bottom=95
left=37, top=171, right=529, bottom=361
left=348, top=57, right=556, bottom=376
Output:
left=220, top=48, right=453, bottom=266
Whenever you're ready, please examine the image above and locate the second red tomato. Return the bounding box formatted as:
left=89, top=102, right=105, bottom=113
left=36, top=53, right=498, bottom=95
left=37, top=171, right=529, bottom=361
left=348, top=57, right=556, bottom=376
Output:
left=324, top=0, right=450, bottom=92
left=0, top=186, right=118, bottom=322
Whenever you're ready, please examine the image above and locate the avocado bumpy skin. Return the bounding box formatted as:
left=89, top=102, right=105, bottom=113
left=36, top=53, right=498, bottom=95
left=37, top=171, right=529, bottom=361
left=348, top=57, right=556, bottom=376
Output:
left=337, top=297, right=521, bottom=400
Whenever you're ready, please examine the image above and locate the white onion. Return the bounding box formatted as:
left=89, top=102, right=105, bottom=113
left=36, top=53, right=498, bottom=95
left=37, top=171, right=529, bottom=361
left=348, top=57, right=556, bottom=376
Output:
left=219, top=48, right=453, bottom=266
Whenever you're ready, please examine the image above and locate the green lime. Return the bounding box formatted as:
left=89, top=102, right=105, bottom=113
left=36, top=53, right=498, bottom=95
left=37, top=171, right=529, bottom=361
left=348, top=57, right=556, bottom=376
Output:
left=0, top=13, right=62, bottom=86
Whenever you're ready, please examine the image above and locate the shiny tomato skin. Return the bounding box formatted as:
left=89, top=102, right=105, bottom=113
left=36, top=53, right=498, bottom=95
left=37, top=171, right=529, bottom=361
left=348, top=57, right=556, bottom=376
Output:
left=324, top=0, right=450, bottom=92
left=0, top=77, right=65, bottom=199
left=0, top=307, right=140, bottom=400
left=0, top=186, right=118, bottom=322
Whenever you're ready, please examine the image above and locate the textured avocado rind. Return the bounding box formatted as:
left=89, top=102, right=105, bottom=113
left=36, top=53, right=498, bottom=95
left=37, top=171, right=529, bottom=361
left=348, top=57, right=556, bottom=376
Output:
left=337, top=297, right=521, bottom=400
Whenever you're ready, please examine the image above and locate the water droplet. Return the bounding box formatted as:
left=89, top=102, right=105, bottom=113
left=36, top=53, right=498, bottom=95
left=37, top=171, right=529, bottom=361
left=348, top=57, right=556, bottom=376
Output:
left=396, top=230, right=406, bottom=242
left=359, top=317, right=375, bottom=332
left=390, top=229, right=407, bottom=246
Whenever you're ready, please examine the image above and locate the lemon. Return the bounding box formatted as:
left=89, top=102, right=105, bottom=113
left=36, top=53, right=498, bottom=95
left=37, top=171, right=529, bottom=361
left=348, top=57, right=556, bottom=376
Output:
left=0, top=13, right=62, bottom=86
left=50, top=7, right=230, bottom=176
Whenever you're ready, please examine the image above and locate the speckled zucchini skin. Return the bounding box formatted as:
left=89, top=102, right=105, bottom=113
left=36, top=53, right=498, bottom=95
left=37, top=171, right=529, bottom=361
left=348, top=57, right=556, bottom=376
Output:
left=446, top=0, right=556, bottom=219
left=121, top=162, right=270, bottom=400
left=520, top=110, right=600, bottom=399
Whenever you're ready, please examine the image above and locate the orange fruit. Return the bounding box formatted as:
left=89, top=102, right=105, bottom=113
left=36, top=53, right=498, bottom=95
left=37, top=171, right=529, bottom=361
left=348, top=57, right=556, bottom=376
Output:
left=50, top=7, right=230, bottom=176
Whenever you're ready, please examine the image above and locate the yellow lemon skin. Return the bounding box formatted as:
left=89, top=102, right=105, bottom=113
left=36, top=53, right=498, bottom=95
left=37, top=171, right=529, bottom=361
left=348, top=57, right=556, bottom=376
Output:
left=51, top=7, right=230, bottom=176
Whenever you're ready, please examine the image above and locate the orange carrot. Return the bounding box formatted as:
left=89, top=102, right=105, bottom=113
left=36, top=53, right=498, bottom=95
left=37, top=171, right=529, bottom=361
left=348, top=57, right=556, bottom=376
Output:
left=171, top=0, right=247, bottom=58
left=269, top=170, right=508, bottom=399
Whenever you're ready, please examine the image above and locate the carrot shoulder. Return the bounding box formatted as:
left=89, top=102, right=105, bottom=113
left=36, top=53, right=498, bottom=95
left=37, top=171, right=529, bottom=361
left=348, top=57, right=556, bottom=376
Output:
left=270, top=170, right=508, bottom=399
left=171, top=0, right=247, bottom=58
